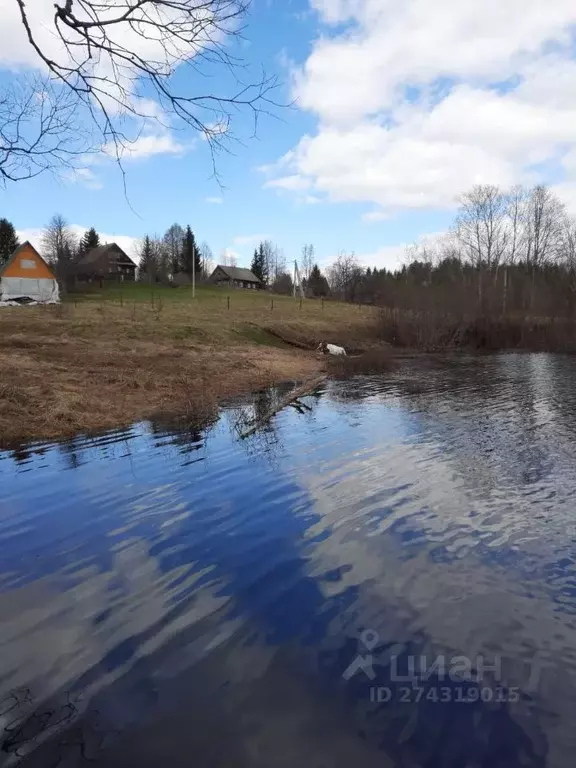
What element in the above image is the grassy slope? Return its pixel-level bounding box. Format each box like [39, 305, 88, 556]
[0, 284, 377, 444]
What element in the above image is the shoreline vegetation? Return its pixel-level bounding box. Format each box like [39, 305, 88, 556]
[2, 282, 576, 447]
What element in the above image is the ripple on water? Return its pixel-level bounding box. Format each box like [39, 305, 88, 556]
[1, 355, 576, 766]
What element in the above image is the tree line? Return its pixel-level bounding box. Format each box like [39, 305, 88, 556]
[9, 182, 574, 316]
[324, 184, 576, 319]
[136, 225, 211, 284]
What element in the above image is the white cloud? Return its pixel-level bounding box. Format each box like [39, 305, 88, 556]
[103, 134, 185, 161]
[266, 0, 576, 216]
[219, 247, 243, 266]
[205, 196, 224, 204]
[0, 0, 199, 165]
[64, 167, 103, 191]
[352, 231, 448, 271]
[264, 174, 311, 191]
[17, 226, 139, 261]
[232, 234, 269, 246]
[301, 194, 322, 205]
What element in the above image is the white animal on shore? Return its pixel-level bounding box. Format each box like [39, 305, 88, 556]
[317, 341, 347, 356]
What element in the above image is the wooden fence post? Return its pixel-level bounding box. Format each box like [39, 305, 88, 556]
[227, 296, 230, 310]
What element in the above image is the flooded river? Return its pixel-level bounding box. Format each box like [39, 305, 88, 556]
[2, 354, 576, 767]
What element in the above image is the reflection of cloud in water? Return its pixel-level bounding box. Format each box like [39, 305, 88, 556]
[287, 358, 576, 764]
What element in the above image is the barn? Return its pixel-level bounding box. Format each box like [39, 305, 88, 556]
[0, 242, 59, 304]
[209, 265, 262, 289]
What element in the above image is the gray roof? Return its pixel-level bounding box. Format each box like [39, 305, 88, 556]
[213, 265, 261, 283]
[78, 243, 136, 267]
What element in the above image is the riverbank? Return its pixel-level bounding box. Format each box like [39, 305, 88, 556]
[0, 286, 378, 445]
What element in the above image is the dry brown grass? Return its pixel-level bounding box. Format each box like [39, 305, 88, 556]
[0, 295, 378, 445]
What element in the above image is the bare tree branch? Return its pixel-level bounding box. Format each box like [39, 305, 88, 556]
[0, 77, 86, 184]
[8, 0, 281, 183]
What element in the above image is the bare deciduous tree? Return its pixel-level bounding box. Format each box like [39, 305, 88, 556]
[41, 213, 77, 285]
[327, 251, 363, 302]
[259, 240, 278, 285]
[11, 0, 279, 179]
[0, 77, 84, 184]
[220, 248, 237, 267]
[199, 241, 214, 277]
[455, 185, 509, 271]
[525, 185, 565, 268]
[301, 244, 314, 282]
[162, 224, 185, 274]
[504, 185, 529, 265]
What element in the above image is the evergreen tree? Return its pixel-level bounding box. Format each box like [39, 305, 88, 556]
[181, 225, 201, 276]
[251, 247, 264, 282]
[138, 235, 156, 281]
[307, 263, 329, 297]
[78, 227, 100, 257]
[258, 241, 270, 285]
[0, 218, 19, 267]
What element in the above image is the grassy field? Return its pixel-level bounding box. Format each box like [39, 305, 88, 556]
[0, 283, 378, 445]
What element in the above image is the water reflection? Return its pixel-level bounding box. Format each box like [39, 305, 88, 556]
[2, 354, 576, 766]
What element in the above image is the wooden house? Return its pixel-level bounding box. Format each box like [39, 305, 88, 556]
[76, 243, 137, 283]
[209, 265, 262, 289]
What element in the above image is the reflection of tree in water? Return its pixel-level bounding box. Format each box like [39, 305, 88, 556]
[228, 386, 284, 465]
[6, 443, 49, 467]
[58, 435, 84, 470]
[148, 411, 218, 463]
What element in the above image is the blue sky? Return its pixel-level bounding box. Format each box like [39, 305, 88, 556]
[2, 0, 576, 269]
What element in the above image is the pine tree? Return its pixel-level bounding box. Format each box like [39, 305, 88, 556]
[308, 263, 329, 297]
[181, 225, 201, 276]
[251, 247, 263, 282]
[0, 218, 19, 267]
[138, 236, 156, 281]
[78, 227, 100, 257]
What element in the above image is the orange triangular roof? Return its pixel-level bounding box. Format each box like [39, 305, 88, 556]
[0, 242, 56, 280]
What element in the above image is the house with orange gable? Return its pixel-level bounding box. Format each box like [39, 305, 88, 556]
[0, 242, 59, 304]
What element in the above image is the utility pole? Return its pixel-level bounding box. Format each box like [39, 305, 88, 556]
[293, 260, 305, 299]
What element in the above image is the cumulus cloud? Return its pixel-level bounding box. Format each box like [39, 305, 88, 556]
[103, 134, 185, 161]
[266, 0, 576, 215]
[0, 0, 194, 165]
[205, 196, 224, 204]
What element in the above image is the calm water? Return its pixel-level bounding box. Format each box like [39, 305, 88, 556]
[2, 354, 576, 767]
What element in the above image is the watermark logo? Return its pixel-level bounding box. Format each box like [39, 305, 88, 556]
[343, 629, 379, 681]
[342, 629, 542, 704]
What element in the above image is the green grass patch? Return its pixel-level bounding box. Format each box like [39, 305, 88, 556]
[232, 325, 291, 348]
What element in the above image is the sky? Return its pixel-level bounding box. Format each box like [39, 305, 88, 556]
[2, 0, 576, 271]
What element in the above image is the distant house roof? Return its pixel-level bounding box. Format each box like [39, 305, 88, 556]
[77, 243, 137, 267]
[212, 265, 261, 283]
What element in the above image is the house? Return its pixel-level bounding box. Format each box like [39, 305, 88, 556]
[76, 243, 137, 283]
[0, 242, 59, 304]
[209, 265, 262, 289]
